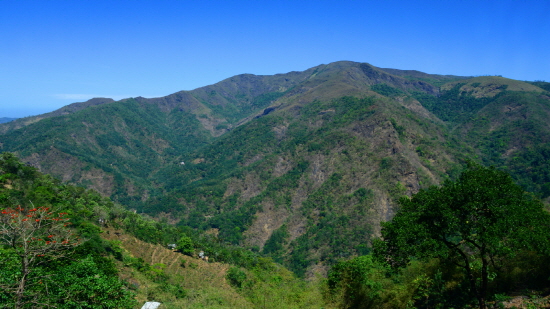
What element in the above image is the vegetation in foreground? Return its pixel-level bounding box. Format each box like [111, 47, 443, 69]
[329, 164, 550, 309]
[0, 152, 327, 308]
[0, 153, 136, 308]
[2, 152, 550, 308]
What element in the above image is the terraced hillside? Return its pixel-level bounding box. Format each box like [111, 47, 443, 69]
[101, 227, 251, 308]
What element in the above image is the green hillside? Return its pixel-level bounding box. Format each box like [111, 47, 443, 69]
[1, 98, 212, 208]
[3, 151, 549, 309]
[412, 76, 550, 197]
[2, 61, 550, 308]
[0, 152, 330, 309]
[0, 98, 114, 134]
[1, 60, 550, 279]
[458, 90, 550, 196]
[145, 94, 470, 276]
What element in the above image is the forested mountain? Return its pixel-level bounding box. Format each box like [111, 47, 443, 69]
[1, 61, 549, 278]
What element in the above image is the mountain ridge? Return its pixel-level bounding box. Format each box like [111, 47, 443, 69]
[0, 97, 115, 134]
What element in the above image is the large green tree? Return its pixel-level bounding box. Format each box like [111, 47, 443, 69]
[374, 164, 550, 309]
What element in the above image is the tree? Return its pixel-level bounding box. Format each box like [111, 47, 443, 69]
[1, 153, 136, 308]
[0, 204, 78, 308]
[326, 255, 386, 309]
[374, 164, 550, 309]
[48, 256, 136, 308]
[177, 235, 194, 256]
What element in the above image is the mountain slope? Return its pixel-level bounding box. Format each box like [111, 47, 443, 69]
[413, 75, 550, 196]
[0, 61, 466, 204]
[457, 89, 550, 195]
[0, 68, 325, 203]
[1, 98, 213, 206]
[2, 61, 549, 277]
[144, 93, 470, 276]
[0, 97, 115, 135]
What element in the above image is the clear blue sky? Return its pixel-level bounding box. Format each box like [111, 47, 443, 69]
[1, 0, 549, 118]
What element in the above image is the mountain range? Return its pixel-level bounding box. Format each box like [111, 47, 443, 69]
[1, 61, 549, 275]
[0, 117, 18, 124]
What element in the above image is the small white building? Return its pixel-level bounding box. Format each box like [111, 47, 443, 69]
[141, 302, 161, 309]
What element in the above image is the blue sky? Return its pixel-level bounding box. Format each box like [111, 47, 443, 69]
[1, 0, 549, 118]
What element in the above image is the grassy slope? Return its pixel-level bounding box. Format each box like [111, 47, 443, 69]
[101, 227, 253, 309]
[102, 227, 329, 309]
